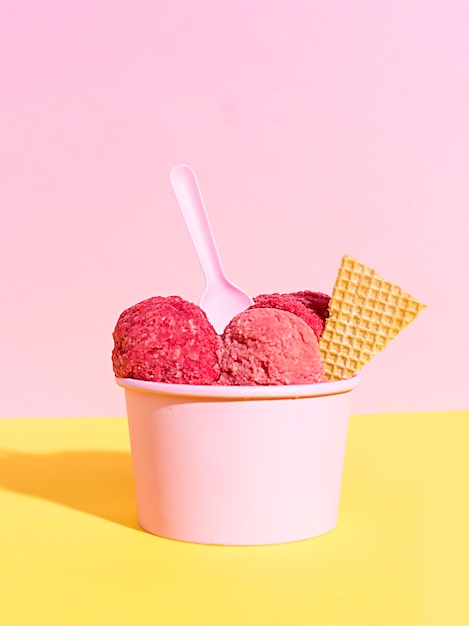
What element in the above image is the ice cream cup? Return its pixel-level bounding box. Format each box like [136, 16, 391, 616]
[116, 376, 360, 545]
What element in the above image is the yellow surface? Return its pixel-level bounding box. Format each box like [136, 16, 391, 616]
[0, 412, 468, 626]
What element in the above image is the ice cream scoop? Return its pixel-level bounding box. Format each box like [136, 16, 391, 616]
[170, 164, 253, 333]
[112, 296, 221, 384]
[252, 291, 330, 340]
[219, 307, 326, 385]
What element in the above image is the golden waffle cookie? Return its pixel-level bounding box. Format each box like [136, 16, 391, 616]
[319, 255, 426, 380]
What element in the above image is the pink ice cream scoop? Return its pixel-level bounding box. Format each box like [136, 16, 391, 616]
[219, 307, 325, 386]
[112, 296, 221, 384]
[252, 291, 330, 340]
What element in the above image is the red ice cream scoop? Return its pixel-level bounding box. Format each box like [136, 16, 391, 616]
[252, 291, 330, 340]
[112, 296, 221, 385]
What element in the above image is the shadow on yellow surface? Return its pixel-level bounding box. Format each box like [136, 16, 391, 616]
[0, 448, 141, 531]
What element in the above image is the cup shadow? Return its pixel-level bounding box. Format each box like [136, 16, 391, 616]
[0, 448, 141, 531]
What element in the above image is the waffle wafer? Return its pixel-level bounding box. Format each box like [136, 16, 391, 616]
[319, 255, 426, 381]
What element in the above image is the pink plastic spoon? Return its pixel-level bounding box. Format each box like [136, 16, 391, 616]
[170, 164, 253, 333]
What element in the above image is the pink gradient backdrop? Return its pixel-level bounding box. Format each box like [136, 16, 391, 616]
[1, 0, 468, 417]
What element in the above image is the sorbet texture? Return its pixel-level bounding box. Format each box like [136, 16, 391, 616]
[219, 308, 325, 385]
[112, 296, 221, 384]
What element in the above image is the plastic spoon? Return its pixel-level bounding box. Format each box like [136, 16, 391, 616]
[170, 164, 253, 333]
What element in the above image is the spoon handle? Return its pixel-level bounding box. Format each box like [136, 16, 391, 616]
[170, 165, 224, 284]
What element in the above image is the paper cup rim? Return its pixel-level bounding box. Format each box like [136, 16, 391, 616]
[115, 375, 360, 400]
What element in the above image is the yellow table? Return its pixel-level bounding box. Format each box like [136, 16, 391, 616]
[1, 412, 468, 626]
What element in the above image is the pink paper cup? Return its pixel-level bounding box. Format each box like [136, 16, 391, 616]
[116, 376, 360, 545]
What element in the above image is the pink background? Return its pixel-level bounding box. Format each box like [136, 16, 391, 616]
[1, 0, 468, 417]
